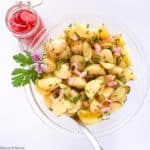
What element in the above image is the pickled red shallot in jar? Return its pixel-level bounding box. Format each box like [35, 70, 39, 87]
[5, 3, 46, 47]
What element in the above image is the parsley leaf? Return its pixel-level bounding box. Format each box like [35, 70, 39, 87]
[11, 68, 37, 87]
[13, 53, 33, 67]
[29, 69, 38, 83]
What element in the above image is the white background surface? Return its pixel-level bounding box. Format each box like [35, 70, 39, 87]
[0, 0, 150, 150]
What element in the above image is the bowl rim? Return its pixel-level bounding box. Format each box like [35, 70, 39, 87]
[25, 14, 150, 137]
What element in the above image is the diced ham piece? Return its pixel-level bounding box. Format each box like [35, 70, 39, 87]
[50, 89, 64, 101]
[71, 63, 87, 78]
[71, 34, 78, 41]
[68, 77, 74, 85]
[79, 71, 87, 78]
[107, 75, 115, 81]
[101, 106, 111, 113]
[107, 81, 117, 87]
[112, 47, 121, 56]
[94, 43, 101, 54]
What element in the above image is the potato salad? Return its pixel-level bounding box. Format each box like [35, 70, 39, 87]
[35, 23, 135, 124]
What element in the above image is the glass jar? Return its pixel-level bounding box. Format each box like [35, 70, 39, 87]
[5, 3, 46, 47]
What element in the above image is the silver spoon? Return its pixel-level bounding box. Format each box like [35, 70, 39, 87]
[78, 121, 103, 150]
[71, 117, 104, 150]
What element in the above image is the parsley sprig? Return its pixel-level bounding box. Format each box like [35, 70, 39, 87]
[11, 52, 38, 87]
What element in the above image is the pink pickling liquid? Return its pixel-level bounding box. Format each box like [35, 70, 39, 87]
[6, 3, 46, 47]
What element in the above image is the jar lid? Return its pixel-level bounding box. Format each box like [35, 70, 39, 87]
[16, 0, 43, 7]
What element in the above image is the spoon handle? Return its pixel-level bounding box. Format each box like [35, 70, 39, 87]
[78, 121, 103, 150]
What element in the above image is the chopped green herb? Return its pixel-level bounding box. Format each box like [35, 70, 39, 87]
[92, 35, 100, 42]
[104, 111, 111, 116]
[49, 108, 53, 111]
[80, 37, 86, 41]
[87, 76, 94, 81]
[98, 115, 102, 119]
[68, 24, 72, 27]
[86, 30, 89, 34]
[86, 24, 90, 28]
[84, 97, 89, 101]
[125, 86, 130, 93]
[57, 59, 65, 69]
[102, 117, 110, 120]
[98, 29, 102, 33]
[86, 61, 92, 66]
[63, 86, 69, 90]
[42, 53, 48, 59]
[116, 80, 125, 87]
[102, 112, 111, 120]
[43, 53, 47, 56]
[107, 46, 113, 51]
[115, 38, 120, 45]
[48, 39, 52, 42]
[85, 89, 89, 94]
[64, 95, 70, 100]
[65, 35, 69, 41]
[113, 94, 119, 97]
[72, 96, 79, 104]
[93, 56, 100, 63]
[55, 83, 59, 87]
[123, 99, 127, 103]
[38, 73, 44, 79]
